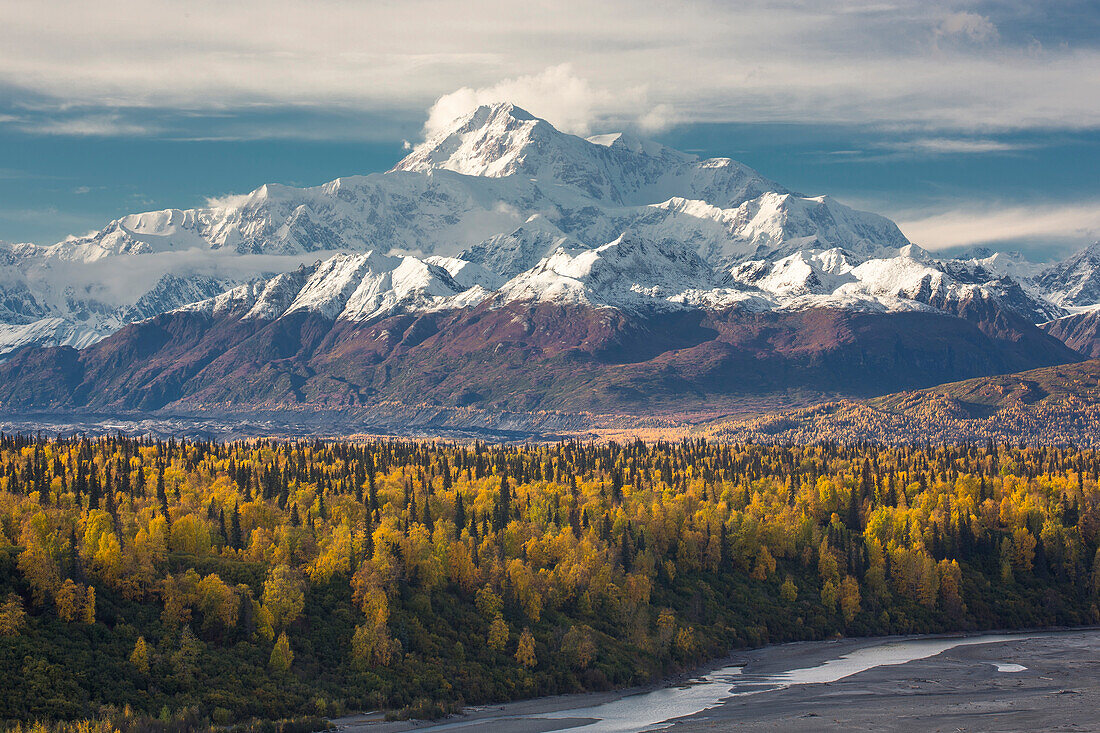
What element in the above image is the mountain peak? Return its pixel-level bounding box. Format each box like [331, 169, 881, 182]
[391, 102, 557, 179]
[466, 101, 536, 124]
[586, 130, 670, 158]
[435, 102, 542, 142]
[1037, 241, 1100, 307]
[1076, 241, 1100, 258]
[390, 102, 729, 205]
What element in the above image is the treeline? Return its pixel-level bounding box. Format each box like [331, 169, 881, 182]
[1, 434, 1099, 726]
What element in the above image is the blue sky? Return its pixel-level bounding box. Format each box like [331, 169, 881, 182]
[1, 0, 1098, 261]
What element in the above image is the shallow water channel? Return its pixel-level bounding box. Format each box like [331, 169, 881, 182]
[410, 632, 1040, 733]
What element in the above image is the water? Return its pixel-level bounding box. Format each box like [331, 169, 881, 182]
[408, 632, 1038, 733]
[774, 633, 1035, 685]
[539, 669, 746, 733]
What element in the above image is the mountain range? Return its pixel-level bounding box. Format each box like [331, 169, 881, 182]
[1, 102, 1098, 434]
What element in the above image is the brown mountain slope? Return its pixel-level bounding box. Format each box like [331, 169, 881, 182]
[1042, 310, 1100, 358]
[708, 359, 1100, 444]
[0, 298, 1080, 424]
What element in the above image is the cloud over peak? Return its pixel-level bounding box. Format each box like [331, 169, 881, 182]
[422, 65, 604, 139]
[420, 64, 674, 141]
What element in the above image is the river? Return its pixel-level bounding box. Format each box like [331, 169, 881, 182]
[337, 629, 1096, 733]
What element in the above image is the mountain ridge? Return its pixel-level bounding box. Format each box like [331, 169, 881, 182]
[708, 358, 1100, 445]
[0, 102, 1098, 435]
[0, 292, 1079, 417]
[0, 102, 1028, 356]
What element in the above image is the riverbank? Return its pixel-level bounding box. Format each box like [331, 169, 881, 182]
[672, 628, 1100, 732]
[330, 629, 1100, 733]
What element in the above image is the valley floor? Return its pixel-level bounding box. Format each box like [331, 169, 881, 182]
[334, 629, 1100, 733]
[673, 629, 1100, 732]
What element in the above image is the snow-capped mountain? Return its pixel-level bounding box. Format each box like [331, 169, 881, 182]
[1036, 242, 1100, 308]
[0, 102, 1098, 366]
[1, 99, 1093, 420]
[146, 232, 1067, 363]
[0, 103, 921, 355]
[393, 103, 785, 208]
[181, 252, 491, 324]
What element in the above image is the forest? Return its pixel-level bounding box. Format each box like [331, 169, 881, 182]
[1, 434, 1099, 730]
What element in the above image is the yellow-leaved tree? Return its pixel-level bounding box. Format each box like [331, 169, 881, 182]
[487, 617, 509, 651]
[197, 574, 239, 633]
[515, 628, 537, 668]
[840, 576, 861, 623]
[673, 626, 697, 660]
[0, 594, 26, 636]
[83, 585, 96, 624]
[780, 577, 798, 603]
[269, 631, 293, 673]
[55, 579, 85, 622]
[261, 565, 304, 631]
[350, 586, 395, 668]
[170, 515, 212, 557]
[751, 546, 776, 581]
[130, 636, 151, 674]
[561, 625, 596, 670]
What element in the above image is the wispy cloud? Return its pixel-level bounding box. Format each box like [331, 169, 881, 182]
[204, 192, 254, 210]
[884, 138, 1033, 155]
[822, 137, 1035, 163]
[22, 113, 159, 137]
[0, 1, 1097, 135]
[897, 201, 1100, 250]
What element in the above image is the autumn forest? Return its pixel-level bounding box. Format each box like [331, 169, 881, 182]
[2, 434, 1099, 729]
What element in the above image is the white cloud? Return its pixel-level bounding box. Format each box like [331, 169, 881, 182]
[0, 0, 1096, 133]
[935, 12, 999, 44]
[898, 201, 1100, 250]
[419, 64, 677, 142]
[637, 104, 680, 134]
[32, 246, 359, 309]
[423, 64, 645, 138]
[204, 193, 253, 210]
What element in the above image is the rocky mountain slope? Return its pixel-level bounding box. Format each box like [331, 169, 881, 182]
[1041, 308, 1100, 358]
[1036, 243, 1100, 307]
